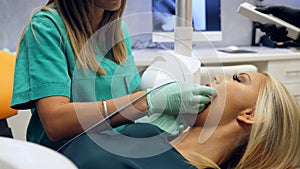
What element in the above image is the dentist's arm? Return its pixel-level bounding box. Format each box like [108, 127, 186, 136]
[36, 91, 148, 142]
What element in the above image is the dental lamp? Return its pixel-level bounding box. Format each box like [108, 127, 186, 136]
[140, 0, 202, 90]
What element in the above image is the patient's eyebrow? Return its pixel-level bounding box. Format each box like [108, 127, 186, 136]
[239, 73, 251, 82]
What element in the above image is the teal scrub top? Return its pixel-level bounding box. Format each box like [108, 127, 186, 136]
[11, 6, 140, 150]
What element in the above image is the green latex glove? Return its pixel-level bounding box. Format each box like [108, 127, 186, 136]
[147, 82, 217, 116]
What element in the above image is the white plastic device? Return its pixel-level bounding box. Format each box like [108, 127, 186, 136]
[238, 2, 300, 40]
[139, 51, 201, 90]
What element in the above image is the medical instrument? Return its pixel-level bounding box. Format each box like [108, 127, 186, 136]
[139, 52, 201, 90]
[141, 0, 201, 90]
[238, 2, 300, 40]
[56, 81, 175, 152]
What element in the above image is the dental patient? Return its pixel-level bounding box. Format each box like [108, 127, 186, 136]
[61, 72, 300, 169]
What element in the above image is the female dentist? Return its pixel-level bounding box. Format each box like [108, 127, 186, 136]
[11, 0, 216, 168]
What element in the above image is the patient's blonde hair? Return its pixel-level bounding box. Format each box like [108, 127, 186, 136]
[189, 74, 300, 169]
[235, 74, 300, 169]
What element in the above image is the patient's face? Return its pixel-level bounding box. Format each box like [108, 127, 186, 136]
[190, 72, 268, 126]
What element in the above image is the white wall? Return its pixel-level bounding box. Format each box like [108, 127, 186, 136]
[0, 0, 48, 51]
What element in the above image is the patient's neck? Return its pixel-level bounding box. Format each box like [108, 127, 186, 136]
[172, 122, 247, 166]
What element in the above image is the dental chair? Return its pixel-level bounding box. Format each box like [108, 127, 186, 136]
[0, 50, 18, 138]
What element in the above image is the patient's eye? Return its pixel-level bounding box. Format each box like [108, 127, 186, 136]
[233, 74, 241, 82]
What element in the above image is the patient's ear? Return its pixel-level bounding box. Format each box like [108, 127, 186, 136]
[237, 108, 254, 125]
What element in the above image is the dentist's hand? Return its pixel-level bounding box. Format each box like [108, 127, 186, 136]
[256, 6, 300, 42]
[147, 82, 217, 116]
